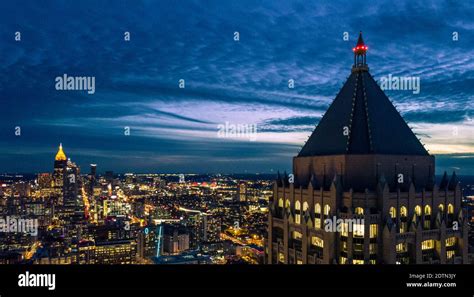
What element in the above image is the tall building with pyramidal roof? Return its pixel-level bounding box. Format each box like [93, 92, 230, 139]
[266, 32, 468, 264]
[53, 143, 68, 203]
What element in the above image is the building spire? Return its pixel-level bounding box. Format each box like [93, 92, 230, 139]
[352, 31, 368, 72]
[55, 143, 67, 161]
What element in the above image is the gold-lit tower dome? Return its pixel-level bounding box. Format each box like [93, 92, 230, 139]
[55, 143, 67, 161]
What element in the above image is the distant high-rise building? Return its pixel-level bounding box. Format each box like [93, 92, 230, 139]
[94, 240, 137, 264]
[13, 181, 30, 198]
[52, 143, 67, 204]
[137, 226, 159, 260]
[267, 33, 469, 265]
[238, 181, 247, 202]
[163, 227, 190, 255]
[203, 215, 221, 243]
[64, 158, 81, 212]
[77, 240, 96, 264]
[37, 173, 52, 189]
[50, 144, 85, 245]
[90, 164, 97, 178]
[89, 164, 97, 195]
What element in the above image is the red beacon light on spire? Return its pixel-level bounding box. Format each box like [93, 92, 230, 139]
[356, 45, 368, 50]
[352, 31, 369, 71]
[353, 32, 368, 55]
[353, 44, 368, 55]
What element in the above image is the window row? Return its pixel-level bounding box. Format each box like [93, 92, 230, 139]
[388, 204, 454, 219]
[277, 199, 331, 225]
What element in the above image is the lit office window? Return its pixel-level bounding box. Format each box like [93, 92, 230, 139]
[314, 203, 321, 229]
[295, 201, 301, 224]
[353, 222, 364, 237]
[448, 204, 454, 214]
[324, 204, 331, 216]
[369, 243, 377, 253]
[389, 207, 396, 219]
[341, 222, 349, 237]
[340, 256, 347, 264]
[396, 243, 408, 253]
[303, 202, 309, 212]
[370, 224, 378, 238]
[278, 253, 285, 263]
[414, 205, 421, 217]
[400, 206, 407, 217]
[447, 250, 455, 259]
[292, 231, 302, 240]
[445, 237, 456, 247]
[424, 205, 431, 229]
[311, 236, 324, 248]
[399, 206, 407, 233]
[438, 204, 444, 213]
[323, 204, 331, 228]
[421, 239, 434, 250]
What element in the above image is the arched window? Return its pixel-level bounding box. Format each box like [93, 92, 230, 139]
[277, 198, 284, 218]
[424, 205, 431, 215]
[424, 205, 431, 230]
[414, 205, 422, 217]
[285, 200, 291, 217]
[355, 207, 364, 215]
[323, 205, 331, 229]
[303, 202, 309, 212]
[438, 204, 444, 213]
[315, 203, 321, 213]
[400, 206, 407, 217]
[324, 205, 331, 216]
[389, 207, 397, 219]
[315, 203, 321, 229]
[447, 204, 454, 214]
[303, 202, 309, 222]
[447, 203, 454, 226]
[399, 206, 407, 233]
[295, 201, 301, 224]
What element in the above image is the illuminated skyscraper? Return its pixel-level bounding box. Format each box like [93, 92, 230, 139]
[52, 143, 67, 205]
[50, 143, 85, 251]
[89, 164, 97, 196]
[63, 158, 81, 215]
[266, 33, 468, 264]
[238, 181, 247, 202]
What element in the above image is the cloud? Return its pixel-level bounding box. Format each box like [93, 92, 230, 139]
[0, 0, 473, 173]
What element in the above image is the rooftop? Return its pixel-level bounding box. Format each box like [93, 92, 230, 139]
[298, 33, 428, 157]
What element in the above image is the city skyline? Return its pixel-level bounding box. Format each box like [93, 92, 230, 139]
[1, 0, 473, 174]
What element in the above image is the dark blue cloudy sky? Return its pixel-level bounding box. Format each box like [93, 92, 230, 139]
[0, 0, 473, 174]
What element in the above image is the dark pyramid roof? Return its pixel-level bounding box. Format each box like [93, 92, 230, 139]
[298, 70, 429, 157]
[356, 31, 365, 47]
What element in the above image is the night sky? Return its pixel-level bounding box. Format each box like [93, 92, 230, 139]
[0, 0, 473, 174]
